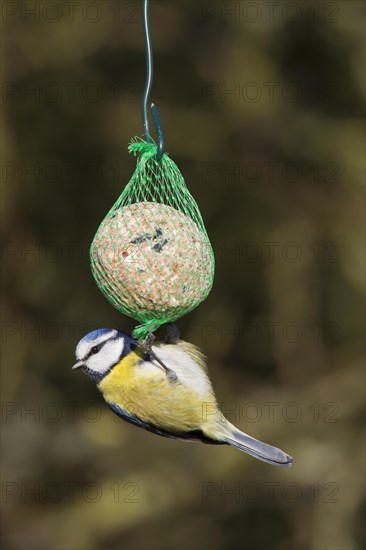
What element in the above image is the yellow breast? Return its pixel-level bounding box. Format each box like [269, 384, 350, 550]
[98, 349, 217, 433]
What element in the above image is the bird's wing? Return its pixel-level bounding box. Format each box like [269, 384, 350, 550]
[106, 401, 224, 445]
[154, 340, 209, 374]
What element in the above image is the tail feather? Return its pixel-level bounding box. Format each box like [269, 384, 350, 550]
[224, 427, 293, 467]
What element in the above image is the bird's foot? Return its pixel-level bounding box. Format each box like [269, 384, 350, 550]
[164, 323, 180, 345]
[140, 332, 178, 383]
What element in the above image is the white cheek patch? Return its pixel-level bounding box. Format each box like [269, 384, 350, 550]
[86, 339, 125, 374]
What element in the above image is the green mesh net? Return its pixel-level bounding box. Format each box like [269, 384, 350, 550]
[90, 138, 215, 340]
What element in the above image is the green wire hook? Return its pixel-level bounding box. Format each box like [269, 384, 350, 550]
[142, 0, 165, 161]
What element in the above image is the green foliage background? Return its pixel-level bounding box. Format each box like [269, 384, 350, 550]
[1, 1, 365, 549]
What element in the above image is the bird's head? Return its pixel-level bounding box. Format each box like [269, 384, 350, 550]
[72, 329, 137, 382]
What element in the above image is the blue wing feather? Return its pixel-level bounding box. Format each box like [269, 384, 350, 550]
[106, 401, 148, 430]
[105, 401, 223, 444]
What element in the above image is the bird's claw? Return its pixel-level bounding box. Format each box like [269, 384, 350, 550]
[140, 331, 178, 383]
[164, 323, 180, 344]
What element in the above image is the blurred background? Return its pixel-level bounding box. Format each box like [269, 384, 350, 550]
[1, 1, 365, 549]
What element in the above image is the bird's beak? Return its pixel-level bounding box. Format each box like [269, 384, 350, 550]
[72, 361, 84, 370]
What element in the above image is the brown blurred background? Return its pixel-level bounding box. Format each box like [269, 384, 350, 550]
[1, 1, 365, 549]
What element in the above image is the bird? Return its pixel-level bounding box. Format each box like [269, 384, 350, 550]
[72, 328, 293, 467]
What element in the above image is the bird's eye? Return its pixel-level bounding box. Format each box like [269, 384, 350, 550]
[91, 345, 100, 354]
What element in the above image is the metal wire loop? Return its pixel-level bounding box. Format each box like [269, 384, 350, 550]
[142, 0, 165, 161]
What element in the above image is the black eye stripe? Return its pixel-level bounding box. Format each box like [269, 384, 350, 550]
[83, 336, 123, 362]
[84, 339, 109, 361]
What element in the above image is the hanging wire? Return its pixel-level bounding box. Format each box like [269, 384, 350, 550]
[142, 0, 152, 142]
[142, 0, 165, 161]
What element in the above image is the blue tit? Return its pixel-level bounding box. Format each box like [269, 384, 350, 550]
[72, 328, 293, 467]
